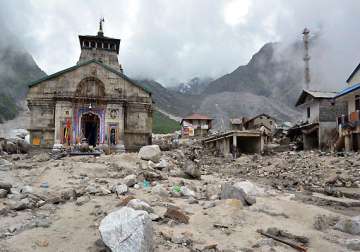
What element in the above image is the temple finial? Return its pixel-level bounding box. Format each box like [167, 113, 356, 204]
[98, 17, 105, 37]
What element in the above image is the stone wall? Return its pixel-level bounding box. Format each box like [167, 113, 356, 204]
[27, 61, 152, 149]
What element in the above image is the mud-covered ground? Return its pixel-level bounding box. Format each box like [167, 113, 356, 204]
[0, 143, 360, 252]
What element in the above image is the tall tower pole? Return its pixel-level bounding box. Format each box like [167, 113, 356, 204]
[302, 28, 311, 89]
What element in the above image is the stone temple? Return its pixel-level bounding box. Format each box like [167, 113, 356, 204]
[26, 20, 153, 151]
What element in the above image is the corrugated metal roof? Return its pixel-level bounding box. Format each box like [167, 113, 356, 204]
[335, 83, 360, 99]
[182, 113, 213, 120]
[295, 89, 337, 106]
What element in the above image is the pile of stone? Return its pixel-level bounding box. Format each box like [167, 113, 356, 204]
[0, 138, 30, 155]
[198, 151, 360, 192]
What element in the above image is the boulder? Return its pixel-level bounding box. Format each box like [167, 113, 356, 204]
[0, 182, 12, 193]
[184, 160, 201, 179]
[0, 159, 13, 171]
[16, 139, 30, 153]
[124, 174, 137, 187]
[180, 186, 196, 198]
[33, 153, 50, 162]
[138, 145, 161, 163]
[152, 184, 169, 198]
[2, 141, 18, 154]
[112, 184, 128, 196]
[164, 207, 189, 224]
[99, 207, 154, 252]
[154, 159, 168, 170]
[345, 239, 360, 251]
[335, 216, 360, 235]
[220, 183, 256, 206]
[233, 180, 261, 197]
[0, 189, 7, 198]
[127, 199, 153, 213]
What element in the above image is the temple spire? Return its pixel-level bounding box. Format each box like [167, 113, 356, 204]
[98, 17, 105, 37]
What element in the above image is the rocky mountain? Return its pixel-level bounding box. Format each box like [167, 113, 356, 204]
[135, 79, 201, 117]
[170, 77, 213, 95]
[0, 30, 46, 123]
[142, 42, 305, 125]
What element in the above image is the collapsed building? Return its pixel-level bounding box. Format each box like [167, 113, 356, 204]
[26, 21, 153, 151]
[290, 90, 346, 150]
[203, 130, 264, 157]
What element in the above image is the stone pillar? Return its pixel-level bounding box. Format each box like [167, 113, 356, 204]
[233, 135, 237, 158]
[345, 134, 351, 152]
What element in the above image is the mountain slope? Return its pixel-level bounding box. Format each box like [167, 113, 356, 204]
[135, 79, 201, 117]
[0, 30, 46, 123]
[204, 42, 304, 106]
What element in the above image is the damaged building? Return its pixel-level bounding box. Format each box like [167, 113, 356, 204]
[292, 90, 345, 150]
[26, 21, 153, 151]
[180, 113, 213, 138]
[203, 130, 264, 157]
[335, 62, 360, 151]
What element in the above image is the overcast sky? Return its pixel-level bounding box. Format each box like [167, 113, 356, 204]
[1, 0, 360, 88]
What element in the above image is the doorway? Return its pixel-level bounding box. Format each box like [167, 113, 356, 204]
[81, 113, 100, 146]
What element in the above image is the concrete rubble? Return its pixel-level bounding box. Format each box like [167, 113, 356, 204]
[0, 137, 359, 251]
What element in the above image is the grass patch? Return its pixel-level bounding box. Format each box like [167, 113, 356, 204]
[153, 110, 181, 134]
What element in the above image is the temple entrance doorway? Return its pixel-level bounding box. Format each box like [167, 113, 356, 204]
[81, 113, 100, 146]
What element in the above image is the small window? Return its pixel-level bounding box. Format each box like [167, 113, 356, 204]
[307, 107, 311, 118]
[355, 95, 360, 111]
[270, 121, 273, 125]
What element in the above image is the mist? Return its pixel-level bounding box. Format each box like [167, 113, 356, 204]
[0, 0, 359, 89]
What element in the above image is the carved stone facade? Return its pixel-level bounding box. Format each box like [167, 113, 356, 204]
[27, 26, 152, 151]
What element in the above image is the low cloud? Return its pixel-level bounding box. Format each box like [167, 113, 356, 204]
[0, 0, 359, 88]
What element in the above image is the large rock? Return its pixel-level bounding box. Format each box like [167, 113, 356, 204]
[0, 182, 12, 193]
[99, 207, 154, 252]
[127, 199, 153, 213]
[335, 216, 360, 235]
[112, 184, 128, 196]
[234, 180, 263, 197]
[0, 159, 13, 171]
[220, 183, 256, 206]
[124, 174, 137, 187]
[184, 160, 201, 179]
[138, 145, 161, 163]
[2, 141, 17, 154]
[16, 139, 30, 153]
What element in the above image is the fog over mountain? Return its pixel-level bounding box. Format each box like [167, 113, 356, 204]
[1, 1, 360, 88]
[1, 1, 360, 124]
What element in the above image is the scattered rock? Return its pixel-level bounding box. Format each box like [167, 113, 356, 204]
[154, 159, 168, 170]
[118, 195, 136, 207]
[164, 207, 189, 224]
[184, 160, 201, 179]
[138, 145, 161, 163]
[76, 195, 91, 206]
[220, 183, 256, 206]
[345, 239, 360, 251]
[0, 182, 12, 193]
[33, 153, 50, 162]
[313, 214, 338, 231]
[124, 174, 137, 187]
[0, 189, 8, 198]
[8, 199, 29, 211]
[112, 184, 128, 196]
[180, 186, 196, 198]
[335, 216, 360, 235]
[99, 207, 154, 252]
[127, 199, 153, 213]
[0, 159, 13, 171]
[152, 184, 169, 198]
